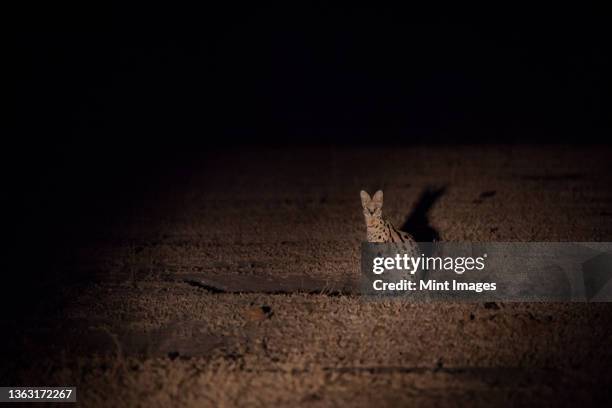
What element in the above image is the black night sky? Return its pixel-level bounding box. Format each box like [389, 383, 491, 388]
[14, 3, 610, 149]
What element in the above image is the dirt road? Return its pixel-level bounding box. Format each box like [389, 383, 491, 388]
[4, 145, 612, 406]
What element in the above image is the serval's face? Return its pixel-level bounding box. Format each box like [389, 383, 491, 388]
[360, 190, 383, 227]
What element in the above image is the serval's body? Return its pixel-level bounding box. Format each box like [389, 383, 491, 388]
[360, 190, 419, 255]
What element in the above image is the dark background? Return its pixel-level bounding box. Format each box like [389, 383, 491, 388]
[7, 3, 611, 314]
[4, 6, 612, 403]
[13, 2, 611, 147]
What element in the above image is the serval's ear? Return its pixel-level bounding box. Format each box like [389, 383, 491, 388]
[360, 190, 371, 208]
[372, 190, 383, 208]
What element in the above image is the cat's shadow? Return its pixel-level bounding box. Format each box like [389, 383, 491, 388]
[400, 186, 446, 242]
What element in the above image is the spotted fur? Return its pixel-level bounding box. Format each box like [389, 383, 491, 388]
[360, 190, 419, 255]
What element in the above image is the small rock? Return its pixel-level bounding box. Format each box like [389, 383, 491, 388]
[245, 305, 273, 321]
[434, 358, 444, 372]
[372, 324, 386, 336]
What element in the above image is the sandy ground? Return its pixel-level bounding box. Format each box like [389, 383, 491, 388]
[4, 145, 612, 407]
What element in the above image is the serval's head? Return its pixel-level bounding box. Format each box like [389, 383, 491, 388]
[360, 190, 383, 227]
